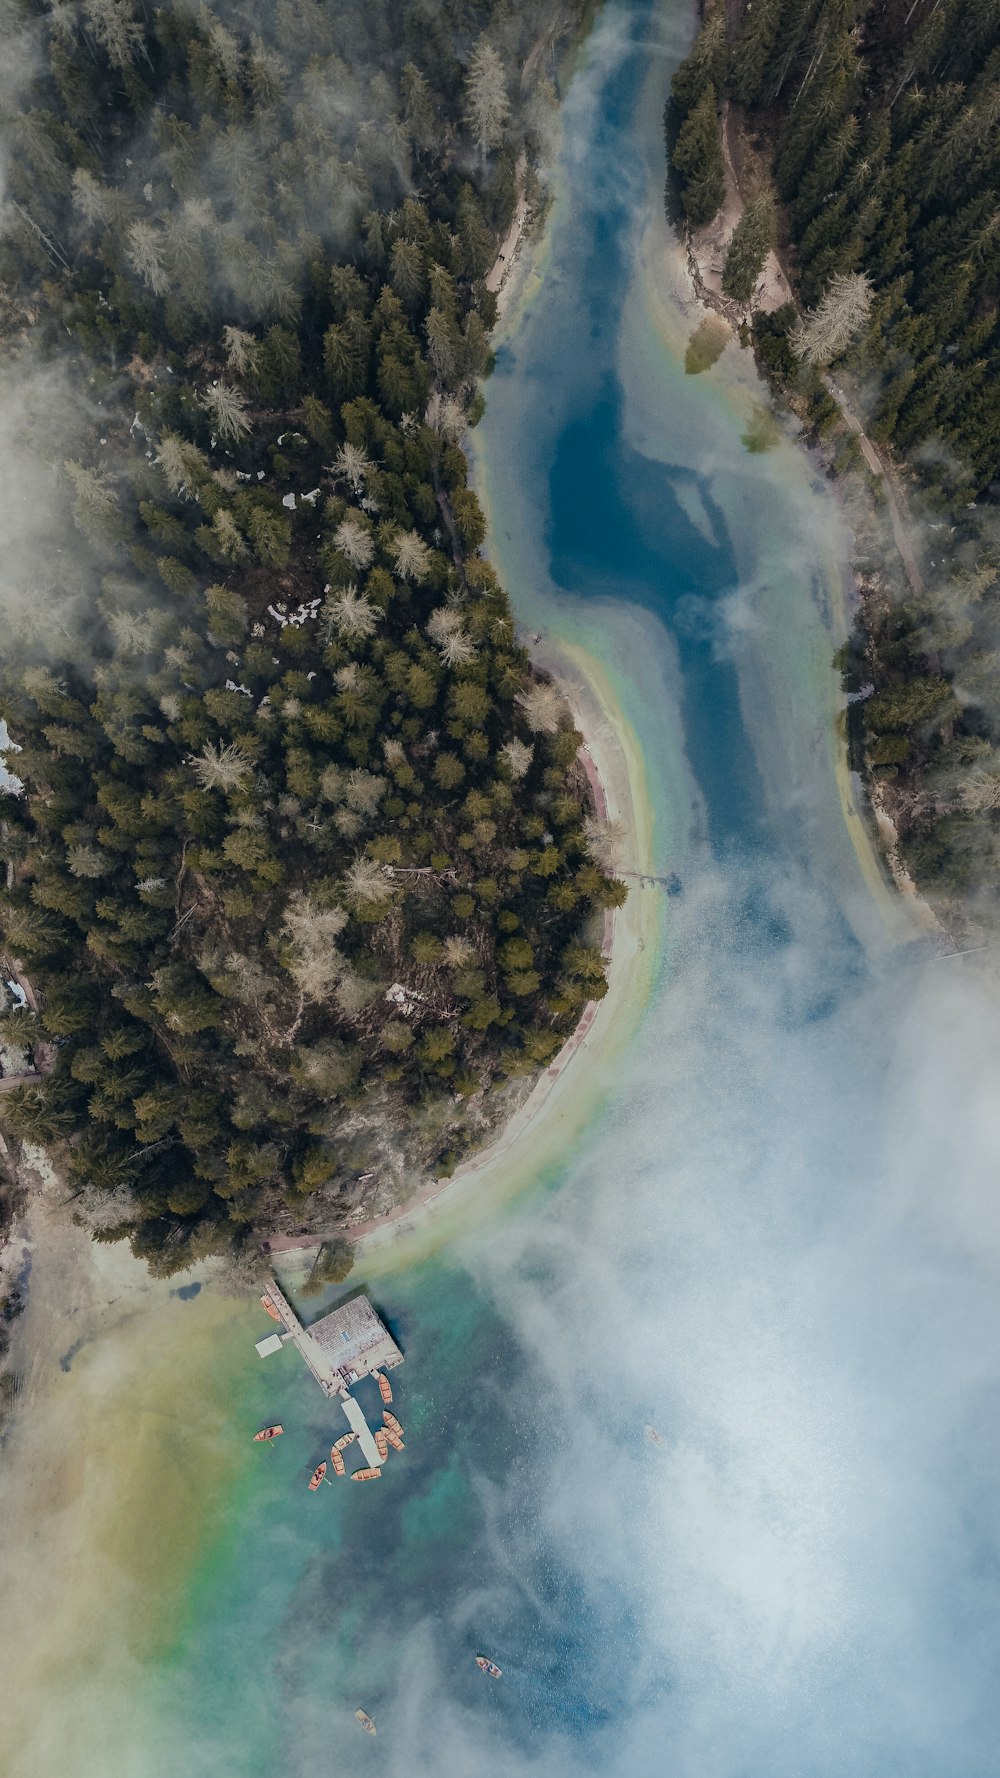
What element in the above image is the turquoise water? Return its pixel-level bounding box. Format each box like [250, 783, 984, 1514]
[120, 2, 1000, 1773]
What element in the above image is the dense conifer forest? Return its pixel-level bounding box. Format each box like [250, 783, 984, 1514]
[0, 0, 623, 1275]
[668, 0, 1000, 931]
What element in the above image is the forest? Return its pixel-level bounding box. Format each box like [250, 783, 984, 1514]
[0, 0, 622, 1277]
[668, 0, 1000, 931]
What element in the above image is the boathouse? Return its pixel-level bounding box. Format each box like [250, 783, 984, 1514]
[257, 1276, 402, 1398]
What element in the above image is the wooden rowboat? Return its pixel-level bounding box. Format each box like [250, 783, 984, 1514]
[377, 1371, 393, 1404]
[253, 1424, 283, 1442]
[307, 1462, 328, 1491]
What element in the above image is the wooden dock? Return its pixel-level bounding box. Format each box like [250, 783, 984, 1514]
[263, 1275, 344, 1398]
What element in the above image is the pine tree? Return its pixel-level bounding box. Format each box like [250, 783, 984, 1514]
[673, 85, 726, 227]
[722, 195, 776, 304]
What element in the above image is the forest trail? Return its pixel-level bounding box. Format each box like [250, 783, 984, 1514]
[825, 378, 925, 598]
[485, 151, 529, 297]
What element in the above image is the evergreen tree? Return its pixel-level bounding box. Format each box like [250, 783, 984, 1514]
[673, 85, 726, 228]
[722, 195, 776, 304]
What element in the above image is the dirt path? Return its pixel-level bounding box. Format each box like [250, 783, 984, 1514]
[485, 150, 529, 298]
[826, 377, 925, 598]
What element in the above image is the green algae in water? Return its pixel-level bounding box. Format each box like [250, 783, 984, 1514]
[741, 402, 782, 452]
[684, 314, 730, 374]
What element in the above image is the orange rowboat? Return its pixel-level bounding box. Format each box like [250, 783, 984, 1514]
[260, 1294, 283, 1323]
[374, 1429, 389, 1462]
[385, 1429, 405, 1452]
[333, 1432, 357, 1452]
[382, 1411, 403, 1437]
[330, 1449, 346, 1477]
[253, 1424, 283, 1442]
[307, 1462, 328, 1491]
[377, 1371, 393, 1405]
[351, 1467, 382, 1482]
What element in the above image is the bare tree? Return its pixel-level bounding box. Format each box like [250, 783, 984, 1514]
[517, 681, 569, 734]
[427, 606, 476, 666]
[344, 854, 394, 907]
[793, 272, 874, 366]
[190, 740, 253, 792]
[201, 380, 252, 442]
[393, 528, 432, 581]
[345, 770, 387, 817]
[959, 768, 1000, 813]
[583, 813, 625, 870]
[322, 582, 382, 640]
[443, 934, 474, 967]
[500, 736, 533, 778]
[464, 36, 510, 157]
[127, 220, 169, 295]
[222, 325, 260, 378]
[331, 441, 369, 493]
[282, 894, 349, 1001]
[333, 515, 375, 570]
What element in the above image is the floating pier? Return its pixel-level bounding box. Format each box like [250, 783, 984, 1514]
[340, 1395, 382, 1469]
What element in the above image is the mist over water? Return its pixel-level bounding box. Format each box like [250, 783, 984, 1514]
[5, 1, 1000, 1774]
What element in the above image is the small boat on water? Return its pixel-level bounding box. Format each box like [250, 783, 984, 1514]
[644, 1424, 664, 1447]
[330, 1448, 346, 1477]
[384, 1428, 405, 1452]
[260, 1294, 283, 1323]
[355, 1710, 376, 1736]
[475, 1656, 502, 1679]
[374, 1429, 389, 1462]
[351, 1466, 382, 1482]
[333, 1431, 357, 1452]
[307, 1462, 328, 1491]
[253, 1424, 283, 1443]
[383, 1410, 403, 1437]
[377, 1371, 393, 1404]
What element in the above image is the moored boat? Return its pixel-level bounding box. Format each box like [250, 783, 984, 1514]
[253, 1424, 283, 1442]
[330, 1448, 346, 1477]
[260, 1294, 283, 1323]
[374, 1429, 389, 1461]
[377, 1371, 393, 1404]
[475, 1655, 502, 1679]
[384, 1428, 405, 1451]
[307, 1462, 328, 1490]
[355, 1709, 376, 1736]
[382, 1410, 403, 1436]
[351, 1466, 382, 1482]
[333, 1431, 357, 1452]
